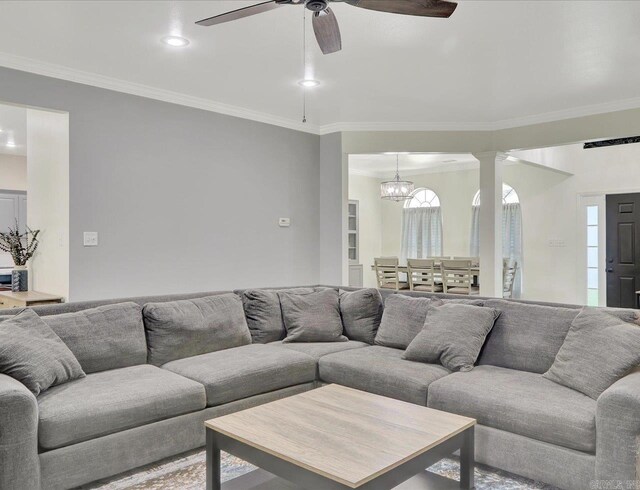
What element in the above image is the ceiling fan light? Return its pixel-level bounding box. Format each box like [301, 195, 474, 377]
[298, 79, 321, 88]
[162, 36, 190, 47]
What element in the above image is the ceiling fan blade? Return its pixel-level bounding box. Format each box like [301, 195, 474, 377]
[345, 0, 457, 18]
[196, 1, 283, 27]
[312, 8, 342, 55]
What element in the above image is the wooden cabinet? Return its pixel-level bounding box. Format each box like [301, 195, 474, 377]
[0, 191, 27, 268]
[0, 291, 63, 309]
[347, 200, 363, 287]
[349, 265, 363, 288]
[0, 191, 27, 232]
[348, 200, 359, 264]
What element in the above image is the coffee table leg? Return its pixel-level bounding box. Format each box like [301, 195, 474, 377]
[206, 429, 221, 490]
[459, 427, 475, 489]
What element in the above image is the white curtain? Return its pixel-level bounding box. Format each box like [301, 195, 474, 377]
[401, 207, 443, 263]
[470, 203, 523, 297]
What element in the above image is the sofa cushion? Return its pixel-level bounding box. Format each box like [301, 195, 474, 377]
[319, 346, 450, 405]
[42, 302, 146, 374]
[339, 288, 383, 344]
[162, 344, 316, 406]
[374, 295, 433, 350]
[269, 340, 368, 360]
[403, 303, 500, 372]
[428, 365, 596, 453]
[279, 289, 347, 343]
[237, 288, 317, 343]
[544, 307, 640, 399]
[478, 299, 578, 373]
[0, 309, 85, 396]
[143, 294, 251, 366]
[37, 364, 206, 450]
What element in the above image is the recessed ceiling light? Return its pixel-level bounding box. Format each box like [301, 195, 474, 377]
[298, 79, 320, 88]
[162, 36, 190, 47]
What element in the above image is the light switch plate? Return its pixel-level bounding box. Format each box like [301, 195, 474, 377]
[83, 232, 98, 247]
[279, 218, 291, 227]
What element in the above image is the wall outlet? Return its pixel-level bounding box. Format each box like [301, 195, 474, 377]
[279, 218, 291, 227]
[83, 231, 98, 247]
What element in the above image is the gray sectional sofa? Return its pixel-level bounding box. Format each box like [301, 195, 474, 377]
[0, 286, 638, 490]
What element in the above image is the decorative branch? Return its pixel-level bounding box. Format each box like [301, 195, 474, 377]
[0, 220, 40, 266]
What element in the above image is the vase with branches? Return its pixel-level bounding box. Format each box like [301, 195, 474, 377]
[0, 221, 40, 291]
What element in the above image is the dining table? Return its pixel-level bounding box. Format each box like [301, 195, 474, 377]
[370, 263, 481, 287]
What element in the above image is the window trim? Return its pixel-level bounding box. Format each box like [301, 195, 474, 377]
[473, 183, 519, 206]
[577, 194, 606, 306]
[404, 187, 441, 209]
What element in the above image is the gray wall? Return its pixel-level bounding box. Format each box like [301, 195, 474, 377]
[319, 133, 345, 285]
[0, 67, 321, 300]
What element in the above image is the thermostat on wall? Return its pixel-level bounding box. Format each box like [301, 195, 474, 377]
[279, 218, 291, 227]
[83, 232, 98, 246]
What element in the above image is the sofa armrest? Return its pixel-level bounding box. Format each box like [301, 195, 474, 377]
[0, 373, 40, 490]
[596, 370, 640, 486]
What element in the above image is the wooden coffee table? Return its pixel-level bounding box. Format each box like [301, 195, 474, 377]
[205, 384, 476, 489]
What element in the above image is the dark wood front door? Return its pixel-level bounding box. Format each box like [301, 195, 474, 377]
[606, 193, 640, 308]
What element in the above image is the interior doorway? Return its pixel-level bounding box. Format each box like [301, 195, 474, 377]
[0, 102, 69, 299]
[606, 192, 640, 308]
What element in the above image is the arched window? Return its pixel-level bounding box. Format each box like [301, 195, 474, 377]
[472, 184, 519, 206]
[401, 188, 443, 261]
[405, 188, 441, 208]
[470, 183, 523, 298]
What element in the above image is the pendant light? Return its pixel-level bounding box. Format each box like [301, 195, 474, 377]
[380, 153, 414, 201]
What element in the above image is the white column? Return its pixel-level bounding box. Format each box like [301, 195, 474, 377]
[473, 151, 506, 297]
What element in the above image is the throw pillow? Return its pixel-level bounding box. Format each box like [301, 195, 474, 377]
[143, 294, 251, 366]
[0, 309, 85, 395]
[543, 307, 640, 399]
[339, 288, 383, 344]
[374, 294, 433, 349]
[42, 302, 146, 374]
[403, 303, 501, 372]
[279, 288, 347, 343]
[238, 288, 317, 343]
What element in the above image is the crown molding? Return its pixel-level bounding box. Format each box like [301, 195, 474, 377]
[349, 160, 480, 179]
[319, 97, 640, 134]
[3, 52, 640, 137]
[489, 97, 640, 131]
[318, 121, 496, 135]
[0, 52, 321, 135]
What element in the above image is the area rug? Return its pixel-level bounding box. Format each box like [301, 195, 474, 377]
[80, 449, 558, 490]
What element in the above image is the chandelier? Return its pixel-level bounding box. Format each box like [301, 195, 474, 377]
[380, 153, 414, 201]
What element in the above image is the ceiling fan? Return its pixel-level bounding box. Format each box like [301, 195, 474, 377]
[196, 0, 458, 55]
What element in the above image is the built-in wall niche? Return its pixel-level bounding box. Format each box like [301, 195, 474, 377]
[348, 200, 359, 263]
[347, 200, 363, 287]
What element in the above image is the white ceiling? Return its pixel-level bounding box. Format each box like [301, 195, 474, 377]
[0, 104, 27, 156]
[1, 1, 639, 134]
[349, 153, 478, 178]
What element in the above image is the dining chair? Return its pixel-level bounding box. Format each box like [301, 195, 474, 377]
[407, 259, 443, 293]
[374, 257, 409, 291]
[453, 256, 480, 267]
[503, 258, 518, 299]
[441, 259, 479, 295]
